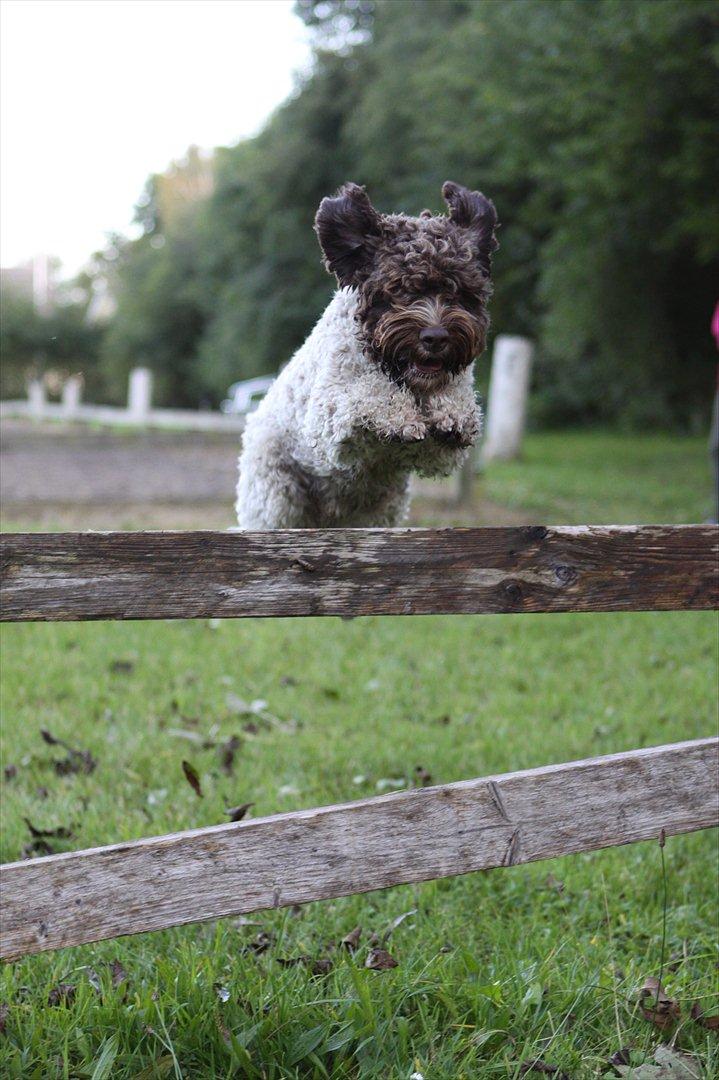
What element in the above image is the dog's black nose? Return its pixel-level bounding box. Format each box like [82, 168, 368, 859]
[419, 326, 449, 353]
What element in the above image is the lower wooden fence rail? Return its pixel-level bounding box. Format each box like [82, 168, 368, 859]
[1, 739, 717, 961]
[1, 525, 717, 960]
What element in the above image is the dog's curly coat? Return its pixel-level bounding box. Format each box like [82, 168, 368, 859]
[236, 181, 498, 529]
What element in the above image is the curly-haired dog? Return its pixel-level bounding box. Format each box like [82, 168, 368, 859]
[236, 181, 498, 529]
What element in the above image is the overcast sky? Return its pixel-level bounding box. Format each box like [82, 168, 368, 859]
[0, 0, 311, 277]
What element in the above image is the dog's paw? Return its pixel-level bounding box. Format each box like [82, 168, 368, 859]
[428, 418, 480, 449]
[429, 426, 474, 449]
[386, 421, 427, 444]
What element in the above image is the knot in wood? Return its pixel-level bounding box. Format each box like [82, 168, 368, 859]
[523, 525, 549, 543]
[553, 563, 577, 586]
[503, 580, 523, 603]
[291, 558, 314, 573]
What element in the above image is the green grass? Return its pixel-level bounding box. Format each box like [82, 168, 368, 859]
[482, 431, 715, 524]
[1, 431, 717, 1078]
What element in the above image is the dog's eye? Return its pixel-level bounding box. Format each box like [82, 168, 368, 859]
[457, 291, 480, 311]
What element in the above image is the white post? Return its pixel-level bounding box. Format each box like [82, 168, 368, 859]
[61, 374, 83, 417]
[127, 367, 153, 421]
[27, 378, 47, 418]
[481, 335, 534, 463]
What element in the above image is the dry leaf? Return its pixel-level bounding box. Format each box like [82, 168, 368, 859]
[181, 760, 203, 798]
[110, 659, 135, 674]
[110, 960, 127, 987]
[246, 931, 272, 954]
[23, 817, 74, 840]
[639, 977, 681, 1028]
[340, 926, 362, 951]
[47, 983, 76, 1007]
[365, 948, 398, 971]
[21, 839, 55, 859]
[385, 909, 417, 937]
[226, 802, 254, 822]
[519, 1061, 569, 1078]
[219, 735, 242, 776]
[41, 729, 97, 775]
[691, 1000, 719, 1030]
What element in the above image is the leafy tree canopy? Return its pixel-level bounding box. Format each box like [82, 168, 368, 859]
[99, 0, 719, 425]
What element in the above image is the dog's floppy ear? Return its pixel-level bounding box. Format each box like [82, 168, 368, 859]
[442, 181, 498, 276]
[314, 183, 382, 286]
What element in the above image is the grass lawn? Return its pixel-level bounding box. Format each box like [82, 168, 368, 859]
[1, 431, 717, 1078]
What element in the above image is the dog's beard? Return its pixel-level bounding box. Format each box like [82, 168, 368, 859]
[369, 298, 483, 392]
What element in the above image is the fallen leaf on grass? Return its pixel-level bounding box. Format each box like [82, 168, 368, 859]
[23, 817, 74, 840]
[40, 729, 96, 775]
[226, 802, 254, 822]
[639, 977, 681, 1028]
[3, 764, 17, 780]
[368, 909, 417, 947]
[47, 983, 76, 1007]
[519, 1060, 569, 1078]
[0, 1002, 9, 1034]
[691, 1001, 719, 1030]
[21, 839, 55, 859]
[109, 659, 134, 674]
[340, 926, 362, 951]
[365, 948, 398, 970]
[613, 1045, 704, 1079]
[245, 931, 272, 955]
[182, 760, 203, 798]
[110, 960, 127, 988]
[219, 735, 242, 775]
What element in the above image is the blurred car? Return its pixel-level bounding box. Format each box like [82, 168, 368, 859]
[221, 376, 275, 415]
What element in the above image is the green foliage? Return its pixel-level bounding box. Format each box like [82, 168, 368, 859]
[0, 289, 104, 399]
[100, 0, 718, 424]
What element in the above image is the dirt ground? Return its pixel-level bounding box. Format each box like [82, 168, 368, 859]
[0, 419, 528, 530]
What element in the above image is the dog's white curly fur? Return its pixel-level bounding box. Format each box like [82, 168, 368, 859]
[236, 288, 481, 529]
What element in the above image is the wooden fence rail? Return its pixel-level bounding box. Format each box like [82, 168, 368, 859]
[1, 525, 717, 621]
[1, 524, 717, 960]
[2, 739, 717, 961]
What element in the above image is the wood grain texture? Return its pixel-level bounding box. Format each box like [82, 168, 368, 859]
[1, 525, 717, 622]
[2, 738, 717, 959]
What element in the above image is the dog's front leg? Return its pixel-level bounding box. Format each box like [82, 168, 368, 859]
[423, 373, 482, 450]
[312, 381, 427, 469]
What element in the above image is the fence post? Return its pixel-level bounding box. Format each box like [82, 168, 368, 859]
[61, 374, 83, 417]
[127, 367, 153, 422]
[27, 378, 47, 418]
[482, 335, 534, 463]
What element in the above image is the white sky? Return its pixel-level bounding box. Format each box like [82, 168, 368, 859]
[0, 0, 311, 277]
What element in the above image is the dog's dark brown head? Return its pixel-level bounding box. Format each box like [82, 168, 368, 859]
[314, 181, 498, 393]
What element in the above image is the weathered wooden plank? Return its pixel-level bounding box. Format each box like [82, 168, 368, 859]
[1, 738, 716, 960]
[1, 525, 716, 622]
